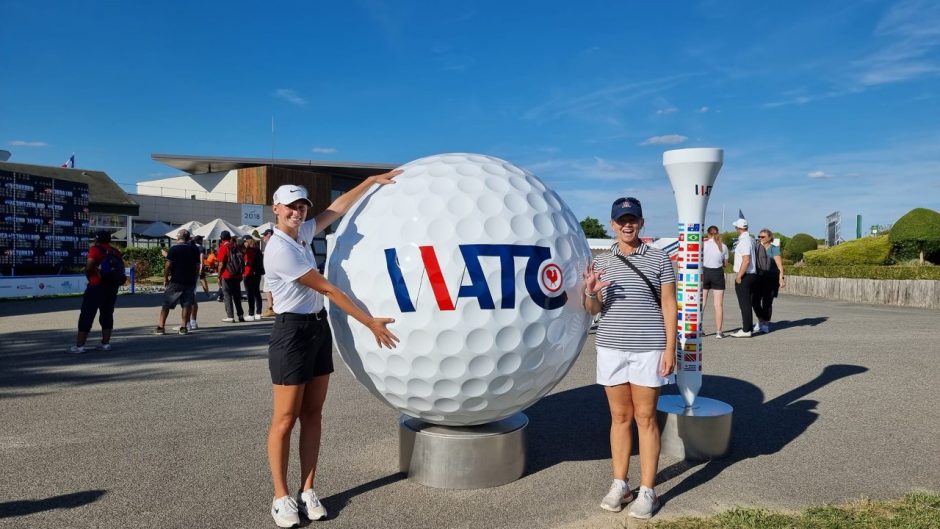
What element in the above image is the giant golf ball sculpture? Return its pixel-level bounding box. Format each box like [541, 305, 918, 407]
[327, 153, 592, 425]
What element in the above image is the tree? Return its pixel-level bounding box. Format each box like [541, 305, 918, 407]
[580, 217, 609, 238]
[890, 207, 940, 264]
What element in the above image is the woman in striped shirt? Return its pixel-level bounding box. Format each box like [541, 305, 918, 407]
[583, 197, 677, 520]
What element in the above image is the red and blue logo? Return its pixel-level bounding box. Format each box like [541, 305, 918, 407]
[384, 244, 568, 312]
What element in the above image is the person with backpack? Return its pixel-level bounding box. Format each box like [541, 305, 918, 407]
[69, 230, 126, 354]
[243, 236, 264, 320]
[582, 197, 676, 520]
[216, 230, 245, 322]
[754, 228, 786, 333]
[154, 229, 202, 335]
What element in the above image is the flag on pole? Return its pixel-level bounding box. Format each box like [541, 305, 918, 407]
[61, 154, 75, 168]
[738, 209, 745, 219]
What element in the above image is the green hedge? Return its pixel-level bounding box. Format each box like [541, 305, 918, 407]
[803, 235, 891, 266]
[784, 233, 818, 262]
[787, 265, 940, 280]
[122, 247, 165, 282]
[890, 207, 940, 262]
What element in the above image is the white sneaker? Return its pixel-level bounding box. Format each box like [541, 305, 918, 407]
[599, 480, 633, 512]
[753, 322, 761, 333]
[271, 495, 300, 528]
[221, 317, 236, 323]
[99, 343, 112, 351]
[189, 320, 198, 330]
[255, 314, 263, 321]
[730, 329, 752, 338]
[298, 489, 327, 521]
[628, 486, 660, 519]
[715, 331, 725, 339]
[67, 345, 86, 354]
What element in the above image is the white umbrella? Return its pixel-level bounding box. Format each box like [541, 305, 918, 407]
[166, 220, 203, 239]
[139, 221, 176, 239]
[237, 225, 260, 238]
[192, 218, 245, 241]
[255, 221, 276, 234]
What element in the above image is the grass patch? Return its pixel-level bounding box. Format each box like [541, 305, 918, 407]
[649, 491, 940, 529]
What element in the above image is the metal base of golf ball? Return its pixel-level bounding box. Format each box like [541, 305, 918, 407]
[657, 395, 733, 461]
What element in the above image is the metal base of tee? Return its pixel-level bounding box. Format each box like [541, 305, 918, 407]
[657, 395, 733, 461]
[398, 413, 528, 489]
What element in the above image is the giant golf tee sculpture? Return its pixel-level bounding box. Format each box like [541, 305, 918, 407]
[326, 153, 592, 487]
[659, 148, 733, 460]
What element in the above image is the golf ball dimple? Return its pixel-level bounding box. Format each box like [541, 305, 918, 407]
[326, 153, 592, 426]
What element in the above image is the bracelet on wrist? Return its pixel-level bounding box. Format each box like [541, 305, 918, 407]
[585, 290, 597, 300]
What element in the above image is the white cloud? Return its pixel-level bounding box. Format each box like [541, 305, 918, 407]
[698, 106, 710, 113]
[640, 134, 688, 146]
[854, 0, 940, 86]
[807, 170, 834, 179]
[656, 107, 678, 115]
[273, 89, 308, 106]
[312, 147, 337, 154]
[9, 140, 47, 147]
[524, 74, 693, 122]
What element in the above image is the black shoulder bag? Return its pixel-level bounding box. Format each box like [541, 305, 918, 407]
[614, 253, 662, 308]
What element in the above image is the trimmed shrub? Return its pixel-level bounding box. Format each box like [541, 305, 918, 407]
[787, 265, 940, 280]
[784, 233, 818, 262]
[803, 235, 891, 266]
[122, 247, 165, 283]
[889, 208, 940, 263]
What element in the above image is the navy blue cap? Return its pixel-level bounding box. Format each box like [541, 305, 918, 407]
[611, 197, 643, 220]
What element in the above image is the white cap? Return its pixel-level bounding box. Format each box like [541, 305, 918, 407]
[732, 218, 748, 229]
[273, 185, 313, 206]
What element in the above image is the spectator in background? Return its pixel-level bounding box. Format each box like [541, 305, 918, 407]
[69, 231, 125, 354]
[702, 225, 729, 338]
[754, 228, 786, 333]
[217, 230, 245, 323]
[155, 229, 201, 335]
[260, 228, 276, 318]
[243, 236, 264, 320]
[193, 235, 210, 299]
[730, 218, 759, 338]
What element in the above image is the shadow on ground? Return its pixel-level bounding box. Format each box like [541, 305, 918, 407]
[525, 363, 868, 496]
[0, 490, 107, 518]
[0, 322, 271, 396]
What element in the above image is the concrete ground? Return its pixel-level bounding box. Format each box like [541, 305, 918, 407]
[0, 291, 937, 529]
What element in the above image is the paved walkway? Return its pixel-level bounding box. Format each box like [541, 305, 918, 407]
[0, 292, 937, 529]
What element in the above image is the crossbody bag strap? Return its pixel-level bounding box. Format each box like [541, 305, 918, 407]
[614, 253, 662, 308]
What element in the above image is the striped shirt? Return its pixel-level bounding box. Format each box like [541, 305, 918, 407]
[593, 242, 676, 351]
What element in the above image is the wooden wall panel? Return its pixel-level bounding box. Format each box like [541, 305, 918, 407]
[237, 166, 267, 204]
[265, 167, 333, 220]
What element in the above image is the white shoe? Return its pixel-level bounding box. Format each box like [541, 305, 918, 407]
[753, 323, 761, 333]
[67, 345, 86, 354]
[255, 314, 263, 321]
[99, 343, 112, 351]
[715, 331, 724, 339]
[730, 329, 752, 338]
[189, 320, 198, 330]
[221, 317, 235, 323]
[628, 486, 660, 519]
[599, 480, 633, 512]
[298, 489, 327, 521]
[271, 495, 300, 528]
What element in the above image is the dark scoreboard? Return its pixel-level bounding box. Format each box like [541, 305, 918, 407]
[0, 170, 91, 274]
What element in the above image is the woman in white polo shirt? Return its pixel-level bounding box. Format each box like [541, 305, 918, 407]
[582, 197, 677, 520]
[264, 172, 400, 527]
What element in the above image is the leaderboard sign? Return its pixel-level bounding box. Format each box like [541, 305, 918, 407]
[0, 169, 90, 274]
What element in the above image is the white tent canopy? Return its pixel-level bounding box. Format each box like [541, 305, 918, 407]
[139, 221, 176, 239]
[255, 221, 275, 234]
[192, 218, 245, 240]
[166, 220, 203, 239]
[237, 225, 260, 238]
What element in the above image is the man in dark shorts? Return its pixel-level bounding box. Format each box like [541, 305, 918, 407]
[69, 230, 125, 354]
[155, 229, 201, 335]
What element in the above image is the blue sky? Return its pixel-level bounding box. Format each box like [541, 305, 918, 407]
[2, 0, 938, 238]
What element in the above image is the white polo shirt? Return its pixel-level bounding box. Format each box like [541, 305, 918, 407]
[263, 219, 323, 314]
[733, 231, 757, 274]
